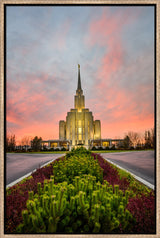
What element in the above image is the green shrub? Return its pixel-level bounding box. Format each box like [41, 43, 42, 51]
[53, 148, 103, 184]
[17, 175, 134, 234]
[61, 147, 67, 151]
[91, 146, 96, 150]
[54, 148, 60, 151]
[66, 146, 91, 158]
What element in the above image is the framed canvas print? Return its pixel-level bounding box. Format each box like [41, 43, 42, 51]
[0, 0, 159, 237]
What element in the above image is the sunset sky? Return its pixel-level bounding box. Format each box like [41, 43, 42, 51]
[6, 5, 154, 144]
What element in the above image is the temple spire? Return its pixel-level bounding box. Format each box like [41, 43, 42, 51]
[77, 64, 82, 91]
[75, 64, 85, 110]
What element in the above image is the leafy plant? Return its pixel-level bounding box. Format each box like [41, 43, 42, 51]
[91, 153, 130, 192]
[16, 175, 134, 234]
[53, 149, 103, 184]
[127, 192, 155, 233]
[6, 158, 62, 233]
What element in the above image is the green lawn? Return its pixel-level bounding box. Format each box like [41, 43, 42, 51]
[7, 151, 68, 154]
[91, 149, 153, 153]
[7, 149, 153, 154]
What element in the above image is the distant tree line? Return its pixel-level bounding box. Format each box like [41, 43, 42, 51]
[92, 129, 155, 151]
[6, 128, 155, 152]
[6, 135, 42, 152]
[122, 129, 155, 150]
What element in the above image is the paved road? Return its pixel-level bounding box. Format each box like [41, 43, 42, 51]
[6, 153, 64, 185]
[100, 151, 155, 186]
[6, 151, 155, 188]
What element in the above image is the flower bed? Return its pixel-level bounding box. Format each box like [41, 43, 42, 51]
[5, 148, 155, 234]
[16, 176, 134, 234]
[6, 157, 64, 233]
[92, 153, 155, 234]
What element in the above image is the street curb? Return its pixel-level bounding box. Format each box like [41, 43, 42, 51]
[7, 154, 154, 190]
[6, 154, 65, 188]
[105, 158, 154, 190]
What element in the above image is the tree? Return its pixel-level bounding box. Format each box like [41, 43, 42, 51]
[145, 129, 154, 149]
[6, 134, 16, 152]
[21, 136, 32, 146]
[150, 128, 155, 148]
[6, 136, 9, 151]
[31, 136, 42, 151]
[127, 131, 141, 148]
[123, 135, 132, 149]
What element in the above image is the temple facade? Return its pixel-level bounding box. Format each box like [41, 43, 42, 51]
[59, 64, 101, 149]
[41, 65, 124, 150]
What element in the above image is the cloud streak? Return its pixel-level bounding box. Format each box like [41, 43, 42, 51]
[6, 6, 154, 143]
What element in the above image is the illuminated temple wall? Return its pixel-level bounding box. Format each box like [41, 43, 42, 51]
[59, 65, 101, 148]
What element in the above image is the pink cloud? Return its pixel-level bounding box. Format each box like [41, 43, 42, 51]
[101, 114, 154, 139]
[84, 12, 126, 98]
[11, 109, 69, 144]
[85, 8, 142, 90]
[7, 8, 153, 142]
[84, 8, 154, 139]
[7, 71, 72, 142]
[87, 80, 154, 140]
[7, 108, 23, 125]
[85, 8, 140, 47]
